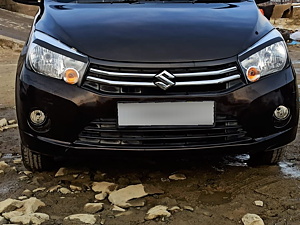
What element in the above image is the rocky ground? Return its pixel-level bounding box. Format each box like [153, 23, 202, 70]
[1, 41, 300, 225]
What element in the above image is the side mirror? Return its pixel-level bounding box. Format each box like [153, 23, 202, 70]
[12, 0, 40, 5]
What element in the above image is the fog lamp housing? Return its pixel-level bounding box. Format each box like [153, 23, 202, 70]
[273, 105, 290, 121]
[30, 110, 46, 125]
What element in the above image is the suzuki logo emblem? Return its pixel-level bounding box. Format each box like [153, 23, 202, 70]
[154, 70, 175, 90]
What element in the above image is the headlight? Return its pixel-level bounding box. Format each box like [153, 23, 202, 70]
[27, 31, 88, 85]
[240, 41, 287, 82]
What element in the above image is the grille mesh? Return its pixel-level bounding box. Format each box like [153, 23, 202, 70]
[74, 116, 251, 148]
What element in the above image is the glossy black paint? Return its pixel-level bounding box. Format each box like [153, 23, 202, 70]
[34, 0, 273, 62]
[16, 60, 299, 155]
[15, 0, 299, 158]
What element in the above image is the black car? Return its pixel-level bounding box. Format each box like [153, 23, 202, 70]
[14, 0, 299, 171]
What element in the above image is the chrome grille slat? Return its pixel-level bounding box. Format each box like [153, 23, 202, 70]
[89, 66, 237, 78]
[86, 74, 240, 87]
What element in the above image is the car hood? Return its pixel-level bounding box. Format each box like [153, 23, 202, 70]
[36, 1, 273, 63]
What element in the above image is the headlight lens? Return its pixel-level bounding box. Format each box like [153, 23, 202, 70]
[28, 43, 87, 84]
[240, 41, 287, 82]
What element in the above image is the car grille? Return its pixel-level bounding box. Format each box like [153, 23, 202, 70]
[74, 116, 252, 149]
[82, 62, 244, 95]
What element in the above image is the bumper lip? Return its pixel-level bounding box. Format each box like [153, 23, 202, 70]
[21, 126, 294, 156]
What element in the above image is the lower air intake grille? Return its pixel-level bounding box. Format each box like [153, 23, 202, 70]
[74, 116, 251, 149]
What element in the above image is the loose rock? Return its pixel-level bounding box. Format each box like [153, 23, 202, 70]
[19, 176, 29, 181]
[20, 197, 46, 214]
[18, 196, 28, 200]
[13, 159, 22, 164]
[32, 188, 46, 193]
[92, 181, 117, 193]
[0, 118, 8, 127]
[169, 206, 181, 213]
[70, 185, 82, 191]
[84, 203, 104, 214]
[0, 198, 23, 213]
[112, 205, 126, 212]
[169, 173, 187, 181]
[22, 190, 32, 198]
[64, 214, 97, 225]
[95, 193, 107, 201]
[0, 161, 9, 170]
[242, 213, 265, 225]
[47, 185, 61, 193]
[8, 119, 16, 125]
[5, 212, 49, 225]
[254, 201, 264, 207]
[0, 215, 7, 225]
[183, 206, 194, 212]
[108, 184, 148, 208]
[0, 170, 4, 175]
[145, 205, 171, 220]
[55, 167, 67, 177]
[59, 188, 72, 194]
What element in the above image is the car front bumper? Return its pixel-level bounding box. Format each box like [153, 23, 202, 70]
[16, 62, 299, 157]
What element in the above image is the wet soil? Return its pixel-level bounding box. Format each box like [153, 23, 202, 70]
[1, 45, 300, 225]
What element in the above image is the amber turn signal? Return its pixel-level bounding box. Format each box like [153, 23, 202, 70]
[246, 67, 261, 82]
[64, 68, 79, 84]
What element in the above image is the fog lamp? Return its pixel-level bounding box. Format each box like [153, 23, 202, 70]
[273, 106, 290, 120]
[30, 110, 46, 125]
[63, 68, 79, 84]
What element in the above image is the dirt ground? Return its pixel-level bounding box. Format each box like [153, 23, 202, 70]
[1, 43, 300, 225]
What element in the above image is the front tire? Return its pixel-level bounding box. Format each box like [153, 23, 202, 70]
[248, 147, 286, 166]
[21, 144, 54, 171]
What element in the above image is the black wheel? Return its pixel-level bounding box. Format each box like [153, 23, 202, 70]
[21, 144, 54, 171]
[248, 147, 286, 166]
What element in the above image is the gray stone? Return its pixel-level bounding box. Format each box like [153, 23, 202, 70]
[242, 213, 265, 225]
[83, 203, 104, 214]
[145, 205, 171, 220]
[64, 214, 97, 225]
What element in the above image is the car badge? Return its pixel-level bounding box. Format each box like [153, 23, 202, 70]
[154, 70, 175, 90]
